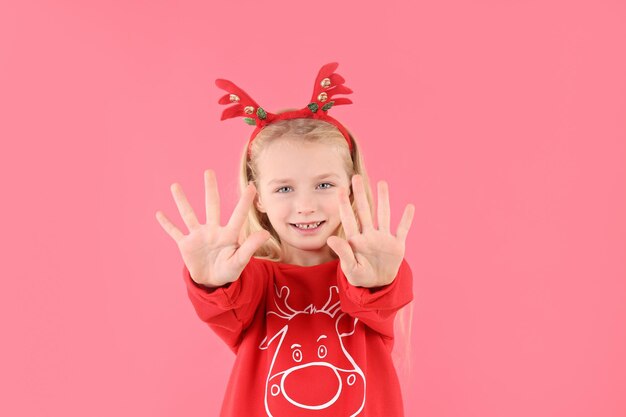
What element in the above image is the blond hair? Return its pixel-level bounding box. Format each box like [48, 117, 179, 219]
[236, 116, 414, 389]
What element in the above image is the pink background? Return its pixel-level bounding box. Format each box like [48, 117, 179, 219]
[1, 0, 625, 416]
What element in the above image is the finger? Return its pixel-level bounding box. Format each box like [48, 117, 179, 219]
[171, 183, 201, 231]
[224, 183, 257, 240]
[338, 187, 359, 239]
[377, 181, 390, 233]
[327, 236, 356, 271]
[396, 204, 415, 244]
[352, 175, 374, 231]
[204, 169, 220, 228]
[155, 210, 185, 242]
[236, 230, 271, 266]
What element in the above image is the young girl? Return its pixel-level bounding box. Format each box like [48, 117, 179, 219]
[156, 63, 415, 416]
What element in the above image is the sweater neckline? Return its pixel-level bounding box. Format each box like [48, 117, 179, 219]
[270, 257, 340, 270]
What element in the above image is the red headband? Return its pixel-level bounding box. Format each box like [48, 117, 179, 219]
[215, 62, 354, 159]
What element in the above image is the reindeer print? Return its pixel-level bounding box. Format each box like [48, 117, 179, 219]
[258, 284, 366, 416]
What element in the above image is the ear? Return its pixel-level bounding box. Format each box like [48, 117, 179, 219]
[255, 194, 266, 213]
[336, 312, 358, 337]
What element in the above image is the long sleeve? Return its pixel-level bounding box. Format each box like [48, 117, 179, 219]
[182, 257, 268, 353]
[335, 258, 413, 341]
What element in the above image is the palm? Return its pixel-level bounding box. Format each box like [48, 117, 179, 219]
[345, 230, 405, 288]
[155, 169, 270, 287]
[176, 224, 233, 284]
[327, 175, 414, 288]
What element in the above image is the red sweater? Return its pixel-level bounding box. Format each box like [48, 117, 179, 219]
[183, 256, 413, 417]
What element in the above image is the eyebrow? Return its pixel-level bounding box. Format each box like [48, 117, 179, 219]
[317, 335, 327, 342]
[268, 173, 340, 186]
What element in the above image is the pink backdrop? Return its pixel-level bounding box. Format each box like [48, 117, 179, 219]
[1, 0, 625, 416]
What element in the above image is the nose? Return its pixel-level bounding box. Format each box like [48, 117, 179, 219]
[281, 364, 341, 407]
[295, 191, 316, 214]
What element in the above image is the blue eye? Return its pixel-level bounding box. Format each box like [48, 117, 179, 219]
[276, 183, 333, 193]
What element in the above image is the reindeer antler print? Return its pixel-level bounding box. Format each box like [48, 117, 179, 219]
[268, 284, 300, 320]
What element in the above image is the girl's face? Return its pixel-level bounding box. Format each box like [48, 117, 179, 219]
[254, 138, 352, 266]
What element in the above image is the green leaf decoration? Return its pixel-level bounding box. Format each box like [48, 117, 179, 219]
[307, 102, 319, 113]
[243, 117, 256, 125]
[256, 107, 267, 120]
[321, 101, 335, 111]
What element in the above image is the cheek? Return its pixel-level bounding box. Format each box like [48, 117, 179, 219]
[321, 194, 341, 213]
[266, 201, 290, 219]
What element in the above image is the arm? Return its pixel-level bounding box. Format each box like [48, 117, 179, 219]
[336, 258, 413, 340]
[183, 257, 268, 353]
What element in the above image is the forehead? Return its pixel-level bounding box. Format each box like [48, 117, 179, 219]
[256, 139, 348, 183]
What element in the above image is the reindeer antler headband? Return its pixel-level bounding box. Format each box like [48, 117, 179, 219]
[215, 62, 354, 158]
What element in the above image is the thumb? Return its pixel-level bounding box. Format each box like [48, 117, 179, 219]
[236, 230, 271, 264]
[327, 236, 356, 271]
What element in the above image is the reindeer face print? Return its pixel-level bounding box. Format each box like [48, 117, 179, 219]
[258, 285, 366, 416]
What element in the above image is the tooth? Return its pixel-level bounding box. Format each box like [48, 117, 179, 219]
[295, 222, 320, 229]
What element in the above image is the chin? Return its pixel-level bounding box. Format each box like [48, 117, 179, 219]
[282, 236, 329, 250]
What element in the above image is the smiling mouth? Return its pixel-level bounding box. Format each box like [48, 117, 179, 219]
[290, 221, 325, 230]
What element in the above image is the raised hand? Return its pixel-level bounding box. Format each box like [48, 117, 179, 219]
[155, 169, 270, 288]
[326, 174, 415, 289]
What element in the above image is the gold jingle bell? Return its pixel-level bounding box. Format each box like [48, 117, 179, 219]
[317, 92, 328, 102]
[244, 106, 255, 114]
[229, 94, 240, 102]
[320, 78, 331, 88]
